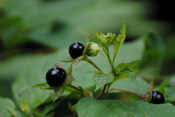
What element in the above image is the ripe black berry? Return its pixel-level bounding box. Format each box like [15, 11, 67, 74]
[46, 67, 66, 87]
[149, 91, 165, 104]
[69, 42, 84, 59]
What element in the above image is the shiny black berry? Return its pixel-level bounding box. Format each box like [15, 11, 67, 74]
[69, 42, 84, 59]
[46, 67, 66, 87]
[149, 91, 165, 104]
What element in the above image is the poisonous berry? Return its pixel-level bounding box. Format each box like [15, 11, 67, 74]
[46, 67, 66, 87]
[149, 91, 165, 104]
[69, 42, 84, 59]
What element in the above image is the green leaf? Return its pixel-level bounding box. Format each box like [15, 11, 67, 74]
[94, 73, 114, 91]
[110, 77, 148, 95]
[138, 31, 165, 79]
[0, 97, 21, 116]
[115, 60, 139, 73]
[165, 87, 175, 102]
[92, 23, 100, 39]
[11, 53, 61, 111]
[115, 60, 139, 81]
[77, 97, 175, 117]
[113, 23, 126, 60]
[158, 78, 171, 95]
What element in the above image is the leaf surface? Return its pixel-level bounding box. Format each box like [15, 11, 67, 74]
[94, 73, 114, 91]
[0, 97, 21, 117]
[77, 97, 175, 117]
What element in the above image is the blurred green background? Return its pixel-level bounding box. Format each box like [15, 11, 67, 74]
[0, 0, 175, 116]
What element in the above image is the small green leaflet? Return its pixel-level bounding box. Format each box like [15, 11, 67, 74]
[94, 73, 114, 91]
[158, 77, 172, 95]
[117, 70, 136, 82]
[113, 23, 126, 60]
[115, 60, 139, 81]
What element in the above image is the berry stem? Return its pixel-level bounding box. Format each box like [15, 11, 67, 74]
[108, 88, 146, 100]
[70, 85, 93, 98]
[85, 57, 104, 73]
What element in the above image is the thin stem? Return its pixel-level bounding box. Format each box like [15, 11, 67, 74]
[70, 85, 93, 98]
[105, 49, 115, 74]
[112, 52, 117, 65]
[85, 57, 104, 73]
[108, 88, 145, 100]
[96, 84, 108, 99]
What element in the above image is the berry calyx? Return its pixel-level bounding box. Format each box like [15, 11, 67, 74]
[46, 67, 66, 87]
[149, 91, 165, 104]
[69, 42, 84, 59]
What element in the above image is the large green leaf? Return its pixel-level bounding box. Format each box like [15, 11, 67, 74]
[76, 97, 175, 117]
[11, 51, 66, 111]
[165, 87, 175, 102]
[0, 97, 21, 116]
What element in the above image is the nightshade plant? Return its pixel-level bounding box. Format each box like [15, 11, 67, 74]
[32, 23, 173, 116]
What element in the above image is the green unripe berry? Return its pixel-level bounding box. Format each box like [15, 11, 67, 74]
[86, 42, 101, 57]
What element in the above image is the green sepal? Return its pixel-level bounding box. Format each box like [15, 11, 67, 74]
[60, 57, 73, 63]
[33, 82, 54, 90]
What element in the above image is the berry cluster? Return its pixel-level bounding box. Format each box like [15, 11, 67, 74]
[45, 41, 166, 104]
[46, 42, 85, 87]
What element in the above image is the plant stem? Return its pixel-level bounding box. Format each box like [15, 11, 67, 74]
[85, 57, 104, 73]
[104, 49, 116, 74]
[70, 85, 93, 98]
[108, 88, 146, 100]
[96, 84, 108, 99]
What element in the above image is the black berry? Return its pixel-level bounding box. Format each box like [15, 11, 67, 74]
[46, 67, 66, 87]
[149, 91, 165, 104]
[69, 42, 84, 59]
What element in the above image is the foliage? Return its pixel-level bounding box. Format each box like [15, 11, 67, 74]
[0, 0, 175, 116]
